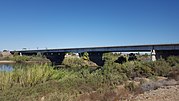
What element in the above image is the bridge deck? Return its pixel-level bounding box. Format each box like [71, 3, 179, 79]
[11, 43, 179, 53]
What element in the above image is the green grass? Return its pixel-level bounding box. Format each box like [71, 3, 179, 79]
[0, 64, 56, 90]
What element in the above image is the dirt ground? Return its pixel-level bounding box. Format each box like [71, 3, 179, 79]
[134, 85, 179, 101]
[76, 77, 179, 101]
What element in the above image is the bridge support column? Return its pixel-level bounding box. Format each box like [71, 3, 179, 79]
[20, 52, 22, 56]
[155, 50, 179, 59]
[151, 50, 156, 61]
[88, 52, 104, 66]
[44, 52, 65, 65]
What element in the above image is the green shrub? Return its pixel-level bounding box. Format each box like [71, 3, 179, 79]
[101, 62, 129, 86]
[13, 52, 19, 56]
[125, 81, 138, 92]
[167, 56, 179, 67]
[29, 56, 50, 62]
[115, 56, 127, 64]
[103, 52, 121, 63]
[62, 57, 87, 67]
[10, 54, 50, 63]
[82, 52, 89, 61]
[144, 59, 171, 76]
[121, 61, 154, 79]
[0, 64, 57, 90]
[12, 56, 30, 63]
[133, 62, 154, 77]
[128, 53, 137, 61]
[36, 52, 43, 57]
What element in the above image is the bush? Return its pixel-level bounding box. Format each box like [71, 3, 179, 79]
[121, 61, 154, 79]
[82, 52, 89, 61]
[13, 52, 19, 56]
[102, 62, 129, 86]
[29, 56, 50, 62]
[115, 56, 127, 64]
[62, 57, 88, 68]
[167, 56, 179, 67]
[144, 59, 171, 76]
[103, 52, 121, 63]
[128, 53, 137, 61]
[10, 53, 50, 63]
[36, 52, 43, 57]
[0, 64, 58, 90]
[125, 81, 138, 92]
[12, 56, 30, 63]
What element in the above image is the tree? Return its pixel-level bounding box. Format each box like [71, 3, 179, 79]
[128, 53, 137, 61]
[3, 50, 8, 52]
[37, 52, 43, 57]
[115, 56, 127, 64]
[14, 52, 19, 56]
[82, 52, 89, 60]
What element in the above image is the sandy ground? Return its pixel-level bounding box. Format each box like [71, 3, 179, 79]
[134, 85, 179, 101]
[0, 61, 15, 64]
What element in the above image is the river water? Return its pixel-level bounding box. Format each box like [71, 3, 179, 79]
[0, 64, 14, 72]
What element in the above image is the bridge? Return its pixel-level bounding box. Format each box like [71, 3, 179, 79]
[10, 43, 179, 66]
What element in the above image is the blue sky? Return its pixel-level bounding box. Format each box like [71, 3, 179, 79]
[0, 0, 179, 51]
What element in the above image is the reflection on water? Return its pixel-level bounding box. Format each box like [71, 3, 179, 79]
[0, 64, 14, 72]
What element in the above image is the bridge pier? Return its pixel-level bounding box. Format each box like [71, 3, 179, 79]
[88, 52, 104, 66]
[44, 52, 65, 65]
[20, 52, 22, 56]
[151, 50, 156, 61]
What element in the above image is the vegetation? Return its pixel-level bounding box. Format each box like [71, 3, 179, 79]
[11, 55, 30, 63]
[144, 59, 171, 76]
[0, 51, 50, 63]
[0, 64, 55, 90]
[103, 52, 121, 62]
[0, 63, 127, 100]
[125, 81, 138, 92]
[0, 53, 179, 101]
[62, 52, 97, 67]
[82, 52, 89, 61]
[62, 57, 88, 67]
[167, 56, 179, 67]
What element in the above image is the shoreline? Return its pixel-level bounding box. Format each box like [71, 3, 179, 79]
[0, 60, 50, 64]
[0, 61, 15, 64]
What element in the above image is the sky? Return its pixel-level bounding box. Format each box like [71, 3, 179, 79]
[0, 0, 179, 51]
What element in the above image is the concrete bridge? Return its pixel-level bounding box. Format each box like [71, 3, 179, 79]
[10, 43, 179, 66]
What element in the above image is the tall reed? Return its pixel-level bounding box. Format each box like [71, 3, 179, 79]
[0, 64, 56, 90]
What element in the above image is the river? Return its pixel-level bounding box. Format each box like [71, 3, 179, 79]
[0, 64, 14, 72]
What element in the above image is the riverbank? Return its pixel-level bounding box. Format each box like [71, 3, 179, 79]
[0, 60, 50, 64]
[0, 61, 15, 64]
